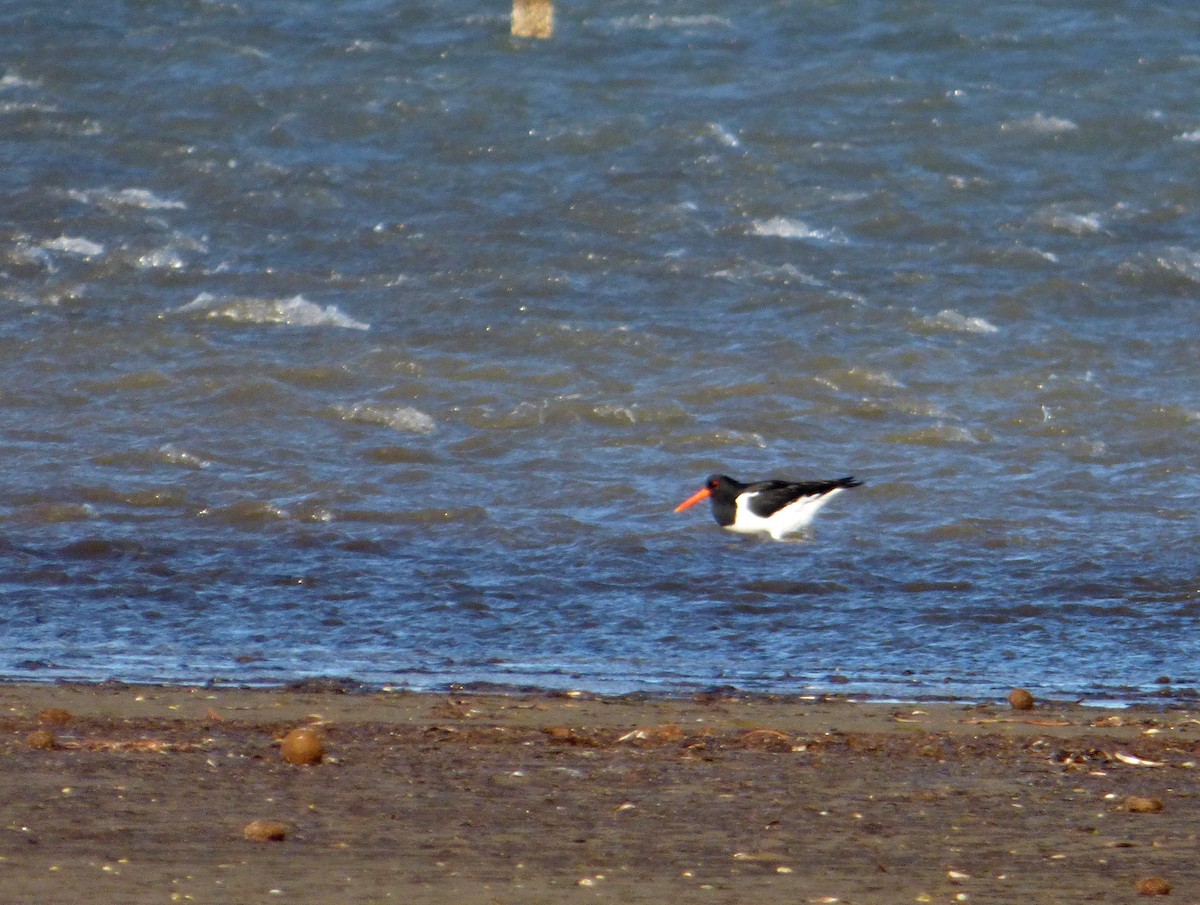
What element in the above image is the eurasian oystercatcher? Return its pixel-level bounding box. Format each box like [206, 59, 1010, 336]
[674, 474, 862, 540]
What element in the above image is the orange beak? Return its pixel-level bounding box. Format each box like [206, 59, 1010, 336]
[674, 487, 712, 513]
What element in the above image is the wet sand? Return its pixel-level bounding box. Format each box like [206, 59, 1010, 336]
[1, 682, 1198, 903]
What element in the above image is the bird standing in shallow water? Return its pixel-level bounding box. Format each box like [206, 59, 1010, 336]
[675, 474, 862, 541]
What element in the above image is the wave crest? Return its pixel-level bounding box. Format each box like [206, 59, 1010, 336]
[173, 293, 369, 330]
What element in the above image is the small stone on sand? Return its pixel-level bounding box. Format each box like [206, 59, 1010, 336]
[243, 819, 289, 842]
[1008, 688, 1035, 710]
[1136, 876, 1171, 896]
[280, 727, 324, 765]
[1125, 796, 1164, 813]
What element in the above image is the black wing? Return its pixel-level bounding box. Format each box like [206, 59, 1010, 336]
[743, 477, 862, 519]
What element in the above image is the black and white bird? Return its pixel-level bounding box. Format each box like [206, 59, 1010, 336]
[674, 473, 862, 541]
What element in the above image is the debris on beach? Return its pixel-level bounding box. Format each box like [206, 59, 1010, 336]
[616, 724, 685, 745]
[37, 708, 73, 726]
[1124, 796, 1164, 813]
[738, 729, 793, 751]
[26, 728, 56, 749]
[1113, 751, 1166, 768]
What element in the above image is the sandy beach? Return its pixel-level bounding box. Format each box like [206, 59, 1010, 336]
[1, 682, 1197, 904]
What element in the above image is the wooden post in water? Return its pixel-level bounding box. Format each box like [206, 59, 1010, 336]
[512, 0, 553, 39]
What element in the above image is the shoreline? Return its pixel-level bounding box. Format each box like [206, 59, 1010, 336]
[4, 671, 1196, 711]
[3, 681, 1198, 902]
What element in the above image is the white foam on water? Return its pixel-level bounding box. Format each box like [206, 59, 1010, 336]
[707, 122, 740, 147]
[335, 403, 435, 434]
[712, 262, 824, 286]
[158, 444, 211, 469]
[0, 100, 58, 114]
[1024, 246, 1060, 264]
[1065, 438, 1107, 458]
[9, 239, 57, 271]
[1175, 128, 1200, 142]
[1, 291, 42, 307]
[945, 174, 987, 190]
[607, 14, 732, 32]
[0, 70, 39, 89]
[847, 366, 905, 389]
[173, 293, 370, 330]
[592, 403, 637, 423]
[749, 216, 849, 245]
[66, 187, 187, 210]
[1034, 208, 1104, 235]
[1000, 112, 1078, 134]
[709, 428, 767, 448]
[923, 309, 1000, 335]
[136, 247, 188, 271]
[42, 236, 105, 257]
[1154, 247, 1200, 283]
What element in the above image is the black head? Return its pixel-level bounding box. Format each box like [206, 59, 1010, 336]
[703, 474, 745, 500]
[675, 474, 748, 515]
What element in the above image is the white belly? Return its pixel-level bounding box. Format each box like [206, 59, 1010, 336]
[727, 487, 845, 540]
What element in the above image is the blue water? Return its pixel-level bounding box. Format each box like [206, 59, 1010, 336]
[3, 0, 1200, 703]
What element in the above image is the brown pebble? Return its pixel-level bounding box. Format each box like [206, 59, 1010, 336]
[280, 727, 325, 765]
[27, 729, 57, 750]
[1126, 796, 1164, 814]
[37, 708, 73, 726]
[1008, 688, 1035, 710]
[243, 819, 289, 842]
[1137, 876, 1171, 896]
